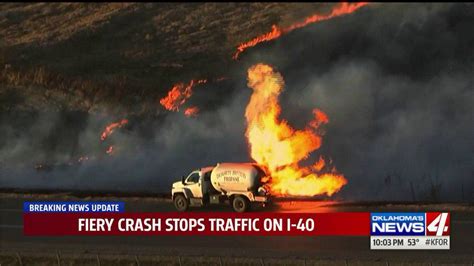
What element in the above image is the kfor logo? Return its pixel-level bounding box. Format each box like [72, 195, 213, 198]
[426, 212, 450, 236]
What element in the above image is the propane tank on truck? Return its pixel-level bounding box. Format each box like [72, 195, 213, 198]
[171, 163, 269, 212]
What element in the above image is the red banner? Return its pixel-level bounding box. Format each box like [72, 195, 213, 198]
[24, 212, 370, 236]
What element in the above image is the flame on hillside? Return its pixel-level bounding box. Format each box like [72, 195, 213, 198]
[100, 119, 128, 141]
[159, 79, 207, 112]
[233, 2, 369, 59]
[184, 107, 200, 117]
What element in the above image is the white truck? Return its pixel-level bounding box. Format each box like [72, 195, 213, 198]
[171, 163, 270, 212]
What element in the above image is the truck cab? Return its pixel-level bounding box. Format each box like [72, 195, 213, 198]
[171, 167, 214, 211]
[171, 163, 269, 212]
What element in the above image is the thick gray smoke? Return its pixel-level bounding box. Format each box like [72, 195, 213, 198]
[0, 3, 472, 201]
[0, 89, 251, 192]
[241, 3, 474, 201]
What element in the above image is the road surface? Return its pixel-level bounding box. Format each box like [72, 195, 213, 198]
[0, 193, 473, 264]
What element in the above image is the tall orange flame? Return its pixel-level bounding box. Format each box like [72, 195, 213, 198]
[233, 2, 369, 59]
[159, 79, 207, 112]
[100, 119, 128, 141]
[245, 64, 347, 197]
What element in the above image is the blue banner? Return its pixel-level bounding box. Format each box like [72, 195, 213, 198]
[371, 212, 425, 236]
[24, 201, 125, 213]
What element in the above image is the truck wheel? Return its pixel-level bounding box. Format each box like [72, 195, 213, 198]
[232, 196, 249, 213]
[174, 194, 189, 212]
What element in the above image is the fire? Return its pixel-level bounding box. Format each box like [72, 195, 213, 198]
[233, 25, 282, 60]
[184, 106, 199, 117]
[245, 64, 347, 197]
[310, 109, 329, 129]
[312, 156, 325, 172]
[100, 119, 128, 141]
[106, 146, 114, 155]
[159, 79, 207, 112]
[233, 2, 369, 59]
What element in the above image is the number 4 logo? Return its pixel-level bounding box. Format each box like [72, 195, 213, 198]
[426, 212, 450, 236]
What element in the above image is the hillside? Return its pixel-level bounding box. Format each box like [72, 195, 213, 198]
[0, 3, 333, 115]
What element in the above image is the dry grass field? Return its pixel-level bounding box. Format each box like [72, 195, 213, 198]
[0, 3, 335, 115]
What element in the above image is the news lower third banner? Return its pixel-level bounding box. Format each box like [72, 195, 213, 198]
[23, 202, 450, 250]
